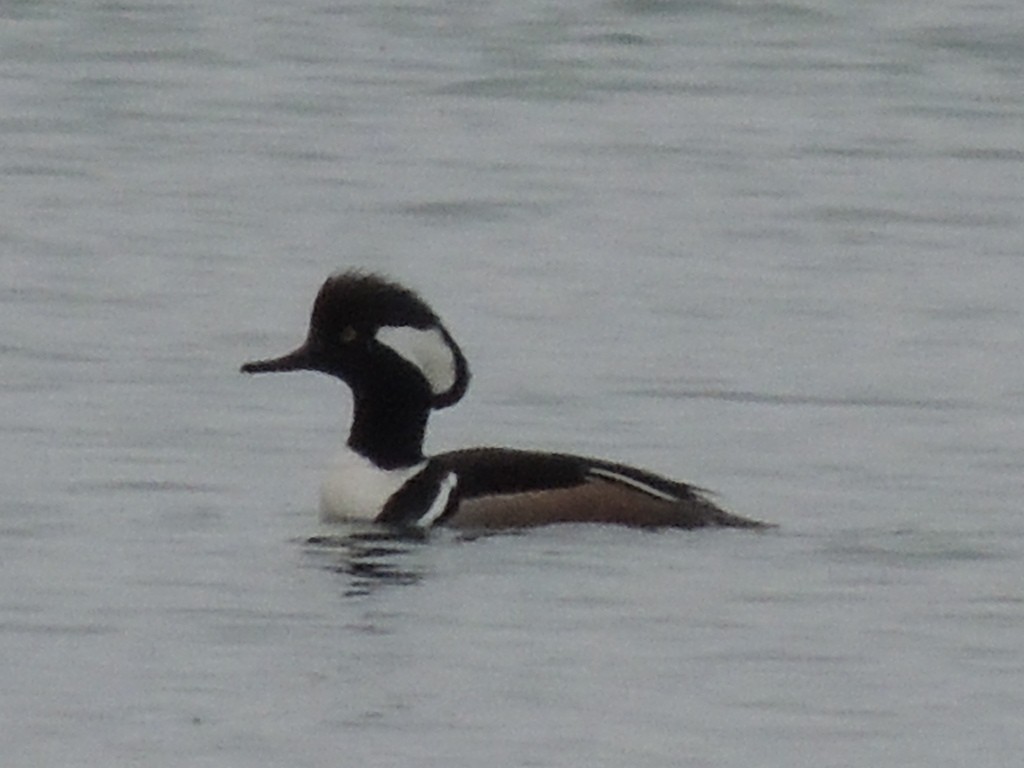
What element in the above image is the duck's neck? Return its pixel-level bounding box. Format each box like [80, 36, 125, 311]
[347, 388, 430, 470]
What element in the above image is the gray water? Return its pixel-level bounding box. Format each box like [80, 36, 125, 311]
[3, 1, 1024, 765]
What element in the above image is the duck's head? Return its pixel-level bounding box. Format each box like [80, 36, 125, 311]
[241, 271, 470, 409]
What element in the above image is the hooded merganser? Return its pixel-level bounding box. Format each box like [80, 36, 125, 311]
[241, 271, 767, 531]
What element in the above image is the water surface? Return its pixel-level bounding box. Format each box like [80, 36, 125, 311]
[3, 1, 1023, 766]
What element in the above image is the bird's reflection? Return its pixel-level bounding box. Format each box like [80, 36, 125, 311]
[303, 528, 429, 597]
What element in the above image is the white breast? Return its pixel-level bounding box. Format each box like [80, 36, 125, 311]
[319, 448, 425, 523]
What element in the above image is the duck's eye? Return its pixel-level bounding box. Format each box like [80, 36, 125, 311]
[339, 326, 358, 344]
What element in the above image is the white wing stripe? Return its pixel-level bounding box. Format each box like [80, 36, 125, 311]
[587, 467, 677, 502]
[417, 472, 458, 527]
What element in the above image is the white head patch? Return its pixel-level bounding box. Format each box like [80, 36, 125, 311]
[376, 325, 457, 396]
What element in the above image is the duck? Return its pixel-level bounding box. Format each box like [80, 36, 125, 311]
[241, 271, 768, 531]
